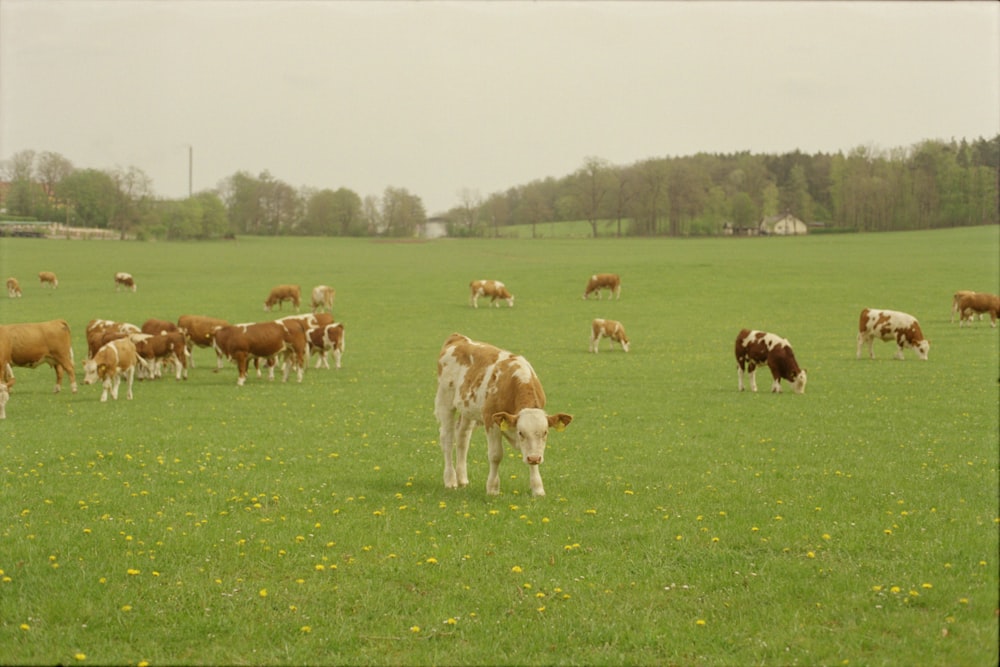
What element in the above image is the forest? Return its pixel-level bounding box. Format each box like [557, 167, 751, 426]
[1, 135, 997, 239]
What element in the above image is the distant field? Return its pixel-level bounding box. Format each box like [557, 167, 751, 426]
[1, 227, 998, 665]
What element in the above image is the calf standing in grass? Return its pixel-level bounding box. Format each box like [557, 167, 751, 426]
[7, 278, 22, 298]
[735, 329, 807, 394]
[469, 280, 514, 308]
[857, 308, 929, 360]
[435, 333, 572, 497]
[114, 272, 137, 292]
[589, 318, 630, 353]
[956, 292, 999, 328]
[583, 273, 621, 300]
[83, 337, 141, 401]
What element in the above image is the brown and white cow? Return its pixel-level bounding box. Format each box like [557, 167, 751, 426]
[7, 277, 22, 298]
[310, 322, 345, 369]
[583, 273, 621, 300]
[735, 329, 807, 394]
[83, 337, 141, 401]
[435, 333, 572, 497]
[133, 331, 189, 380]
[469, 280, 514, 308]
[264, 284, 301, 312]
[177, 315, 230, 369]
[589, 318, 630, 353]
[213, 320, 306, 386]
[311, 285, 336, 313]
[857, 308, 929, 360]
[0, 319, 77, 393]
[956, 292, 1000, 328]
[85, 319, 140, 359]
[114, 272, 137, 292]
[38, 271, 58, 288]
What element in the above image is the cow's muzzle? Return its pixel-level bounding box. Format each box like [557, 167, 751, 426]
[526, 456, 542, 465]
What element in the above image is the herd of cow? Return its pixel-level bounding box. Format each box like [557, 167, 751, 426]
[0, 278, 345, 416]
[2, 268, 998, 498]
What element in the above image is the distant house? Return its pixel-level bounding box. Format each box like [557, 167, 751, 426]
[420, 216, 449, 239]
[759, 213, 808, 236]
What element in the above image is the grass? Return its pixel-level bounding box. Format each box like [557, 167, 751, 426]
[1, 227, 998, 666]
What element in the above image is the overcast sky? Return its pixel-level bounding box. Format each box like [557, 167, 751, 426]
[2, 1, 998, 214]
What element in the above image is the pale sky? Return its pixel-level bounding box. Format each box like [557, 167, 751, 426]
[2, 1, 998, 214]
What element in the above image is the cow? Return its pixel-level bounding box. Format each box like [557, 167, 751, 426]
[435, 333, 573, 497]
[133, 330, 189, 380]
[583, 273, 621, 300]
[469, 280, 514, 308]
[0, 319, 77, 393]
[311, 285, 336, 313]
[956, 292, 1000, 328]
[264, 284, 301, 312]
[177, 315, 230, 369]
[7, 277, 22, 298]
[951, 290, 977, 323]
[114, 272, 137, 292]
[589, 318, 630, 353]
[141, 318, 180, 336]
[310, 322, 345, 369]
[83, 337, 140, 401]
[735, 329, 807, 394]
[85, 319, 140, 359]
[857, 308, 929, 360]
[213, 320, 306, 386]
[38, 271, 58, 288]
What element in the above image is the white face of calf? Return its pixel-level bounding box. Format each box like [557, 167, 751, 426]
[82, 359, 100, 385]
[914, 340, 930, 360]
[493, 408, 562, 465]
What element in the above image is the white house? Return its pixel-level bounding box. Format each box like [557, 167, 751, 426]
[759, 213, 808, 236]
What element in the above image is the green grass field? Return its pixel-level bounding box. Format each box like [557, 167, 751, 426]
[1, 227, 998, 666]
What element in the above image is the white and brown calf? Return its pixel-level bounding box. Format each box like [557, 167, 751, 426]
[6, 277, 22, 298]
[583, 273, 621, 300]
[114, 272, 137, 292]
[469, 280, 514, 308]
[857, 308, 929, 360]
[589, 318, 630, 353]
[735, 329, 807, 394]
[435, 333, 572, 497]
[309, 323, 345, 369]
[83, 337, 141, 401]
[311, 285, 336, 313]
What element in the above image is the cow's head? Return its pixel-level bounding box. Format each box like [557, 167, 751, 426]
[915, 340, 930, 360]
[492, 409, 573, 465]
[82, 360, 108, 384]
[792, 369, 807, 394]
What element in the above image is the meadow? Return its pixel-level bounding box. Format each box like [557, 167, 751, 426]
[1, 226, 998, 666]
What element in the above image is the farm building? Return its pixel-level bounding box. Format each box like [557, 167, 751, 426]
[759, 213, 808, 236]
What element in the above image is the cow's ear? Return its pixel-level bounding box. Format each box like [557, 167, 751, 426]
[492, 412, 516, 430]
[549, 413, 573, 431]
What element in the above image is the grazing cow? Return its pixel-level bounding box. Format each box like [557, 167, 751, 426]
[310, 322, 346, 369]
[857, 308, 929, 360]
[38, 271, 58, 288]
[469, 280, 514, 308]
[951, 290, 977, 323]
[114, 272, 137, 292]
[583, 273, 621, 300]
[311, 285, 336, 313]
[956, 292, 1000, 328]
[85, 319, 140, 359]
[735, 329, 807, 394]
[83, 337, 140, 401]
[213, 320, 306, 386]
[177, 314, 230, 369]
[264, 284, 301, 312]
[7, 277, 22, 298]
[435, 333, 572, 497]
[589, 318, 630, 353]
[0, 319, 77, 393]
[133, 331, 189, 380]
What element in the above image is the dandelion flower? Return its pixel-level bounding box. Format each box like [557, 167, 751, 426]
[300, 626, 312, 633]
[19, 624, 29, 631]
[921, 583, 932, 589]
[511, 565, 523, 573]
[695, 619, 706, 626]
[259, 588, 268, 598]
[74, 654, 86, 661]
[410, 626, 420, 633]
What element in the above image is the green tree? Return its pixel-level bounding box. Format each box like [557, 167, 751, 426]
[56, 168, 118, 228]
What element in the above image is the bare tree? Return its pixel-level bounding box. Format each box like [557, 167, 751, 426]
[574, 156, 611, 238]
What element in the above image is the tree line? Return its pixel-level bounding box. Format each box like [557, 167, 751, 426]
[1, 135, 996, 240]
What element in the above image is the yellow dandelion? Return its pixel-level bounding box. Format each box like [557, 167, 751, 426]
[127, 569, 141, 576]
[19, 623, 30, 631]
[884, 529, 892, 535]
[536, 606, 546, 612]
[695, 619, 706, 626]
[806, 551, 816, 559]
[921, 583, 932, 589]
[300, 626, 312, 633]
[426, 557, 438, 564]
[872, 585, 883, 592]
[259, 588, 268, 598]
[74, 653, 86, 661]
[121, 605, 132, 612]
[959, 598, 969, 604]
[511, 565, 523, 573]
[315, 564, 325, 571]
[444, 617, 457, 626]
[889, 586, 901, 594]
[821, 533, 831, 540]
[410, 625, 420, 633]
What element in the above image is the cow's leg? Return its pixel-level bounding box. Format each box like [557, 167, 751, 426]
[235, 353, 249, 386]
[100, 378, 111, 402]
[125, 367, 135, 400]
[187, 344, 196, 368]
[332, 348, 342, 370]
[453, 416, 475, 488]
[527, 459, 545, 497]
[737, 363, 745, 392]
[436, 404, 459, 489]
[589, 333, 599, 353]
[748, 363, 759, 393]
[485, 427, 504, 495]
[109, 375, 120, 401]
